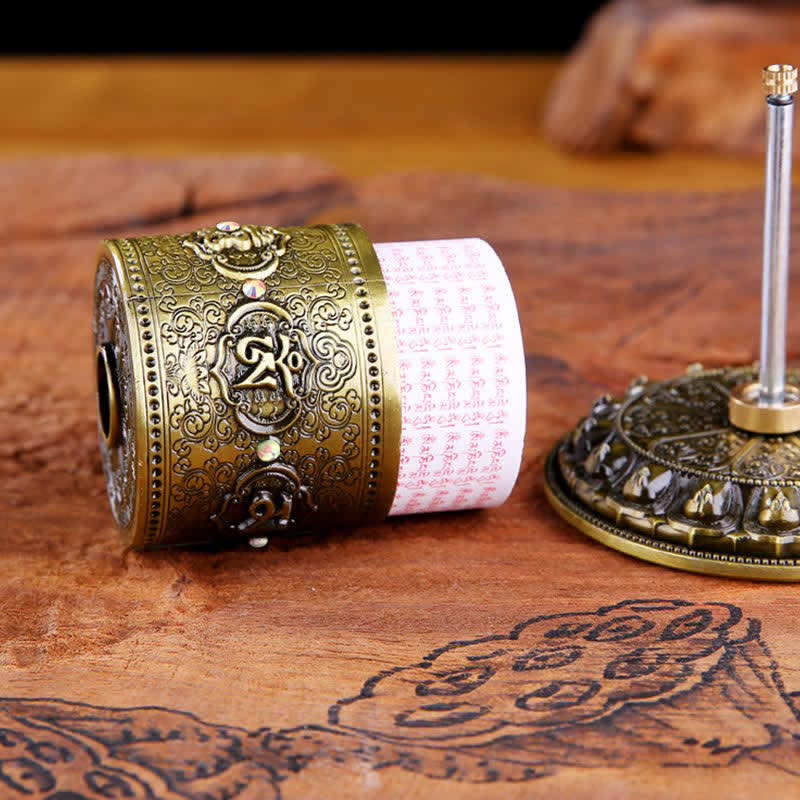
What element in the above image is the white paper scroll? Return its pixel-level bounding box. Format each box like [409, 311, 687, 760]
[375, 239, 526, 516]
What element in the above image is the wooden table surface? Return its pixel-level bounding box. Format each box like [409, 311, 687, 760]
[4, 57, 800, 800]
[0, 55, 771, 190]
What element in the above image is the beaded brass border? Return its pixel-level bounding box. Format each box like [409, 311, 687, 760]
[94, 223, 400, 548]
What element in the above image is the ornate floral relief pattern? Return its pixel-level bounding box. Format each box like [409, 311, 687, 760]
[105, 223, 383, 545]
[551, 367, 800, 561]
[650, 431, 752, 472]
[159, 281, 364, 539]
[139, 234, 226, 295]
[269, 225, 342, 286]
[619, 367, 800, 482]
[281, 444, 358, 514]
[93, 260, 136, 528]
[735, 436, 800, 482]
[310, 295, 354, 331]
[166, 451, 252, 535]
[159, 300, 243, 451]
[135, 226, 344, 298]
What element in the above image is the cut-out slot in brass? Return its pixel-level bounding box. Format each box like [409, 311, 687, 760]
[96, 343, 121, 448]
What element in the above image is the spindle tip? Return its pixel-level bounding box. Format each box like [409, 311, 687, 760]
[763, 64, 798, 96]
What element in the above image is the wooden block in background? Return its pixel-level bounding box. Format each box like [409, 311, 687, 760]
[543, 0, 800, 155]
[1, 156, 800, 798]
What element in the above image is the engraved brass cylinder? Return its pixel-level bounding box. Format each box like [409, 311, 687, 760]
[93, 222, 400, 548]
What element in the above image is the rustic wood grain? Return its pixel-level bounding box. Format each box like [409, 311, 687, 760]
[543, 0, 800, 155]
[2, 156, 800, 799]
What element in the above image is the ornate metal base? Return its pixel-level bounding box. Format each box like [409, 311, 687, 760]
[544, 365, 800, 580]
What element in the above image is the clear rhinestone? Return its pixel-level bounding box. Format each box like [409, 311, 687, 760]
[256, 437, 281, 462]
[216, 221, 240, 232]
[242, 278, 266, 299]
[249, 537, 269, 548]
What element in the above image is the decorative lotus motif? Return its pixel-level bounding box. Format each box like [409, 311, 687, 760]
[164, 343, 211, 402]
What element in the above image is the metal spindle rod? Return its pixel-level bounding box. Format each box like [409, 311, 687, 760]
[760, 65, 798, 405]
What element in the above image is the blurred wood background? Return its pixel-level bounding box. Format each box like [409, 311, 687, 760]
[0, 54, 773, 191]
[543, 0, 800, 156]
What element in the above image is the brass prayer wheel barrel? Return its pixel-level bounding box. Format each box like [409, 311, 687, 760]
[93, 222, 400, 548]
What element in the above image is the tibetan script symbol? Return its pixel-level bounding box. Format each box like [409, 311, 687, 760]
[211, 301, 318, 434]
[233, 334, 305, 395]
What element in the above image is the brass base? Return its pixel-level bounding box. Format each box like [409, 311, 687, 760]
[543, 365, 800, 580]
